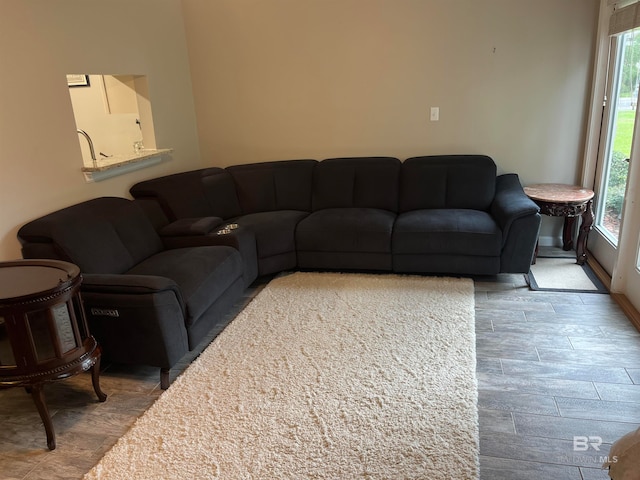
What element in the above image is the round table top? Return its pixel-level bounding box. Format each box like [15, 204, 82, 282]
[523, 183, 594, 204]
[0, 259, 79, 302]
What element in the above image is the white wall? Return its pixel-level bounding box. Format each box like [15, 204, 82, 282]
[182, 0, 600, 243]
[183, 0, 598, 179]
[0, 0, 202, 260]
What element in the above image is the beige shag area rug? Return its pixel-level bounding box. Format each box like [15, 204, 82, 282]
[85, 272, 479, 480]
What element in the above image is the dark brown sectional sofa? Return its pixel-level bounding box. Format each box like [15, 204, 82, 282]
[17, 154, 540, 387]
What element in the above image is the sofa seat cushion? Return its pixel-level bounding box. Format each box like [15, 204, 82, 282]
[296, 208, 396, 253]
[393, 209, 501, 256]
[231, 210, 309, 259]
[126, 245, 243, 325]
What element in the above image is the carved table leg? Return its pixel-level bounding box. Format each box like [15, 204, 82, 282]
[576, 199, 594, 265]
[29, 384, 55, 450]
[91, 358, 107, 402]
[562, 216, 576, 251]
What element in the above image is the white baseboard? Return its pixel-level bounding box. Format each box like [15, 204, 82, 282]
[537, 235, 563, 247]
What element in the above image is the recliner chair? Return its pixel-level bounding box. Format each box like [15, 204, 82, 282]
[17, 197, 245, 388]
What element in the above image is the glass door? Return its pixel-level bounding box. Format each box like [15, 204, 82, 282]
[590, 30, 638, 275]
[591, 24, 640, 311]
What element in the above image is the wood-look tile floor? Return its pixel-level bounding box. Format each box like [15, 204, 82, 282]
[475, 272, 640, 480]
[1, 268, 638, 480]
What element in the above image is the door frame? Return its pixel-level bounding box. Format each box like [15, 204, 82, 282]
[583, 0, 640, 315]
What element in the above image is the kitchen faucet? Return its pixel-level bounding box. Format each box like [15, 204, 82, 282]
[76, 129, 97, 168]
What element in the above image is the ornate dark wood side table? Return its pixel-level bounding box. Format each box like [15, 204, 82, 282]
[523, 183, 595, 265]
[0, 259, 107, 450]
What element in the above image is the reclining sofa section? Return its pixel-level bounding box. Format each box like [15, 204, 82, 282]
[17, 197, 245, 389]
[295, 157, 400, 271]
[130, 154, 541, 276]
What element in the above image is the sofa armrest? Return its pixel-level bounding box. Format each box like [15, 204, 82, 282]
[79, 273, 189, 369]
[491, 174, 542, 273]
[491, 174, 540, 235]
[82, 273, 183, 303]
[159, 217, 224, 237]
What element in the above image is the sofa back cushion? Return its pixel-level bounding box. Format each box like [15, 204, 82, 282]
[17, 197, 163, 274]
[201, 170, 243, 219]
[130, 168, 224, 221]
[226, 160, 317, 214]
[312, 157, 401, 211]
[400, 155, 497, 212]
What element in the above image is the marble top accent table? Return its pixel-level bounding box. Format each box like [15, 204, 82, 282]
[523, 183, 595, 265]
